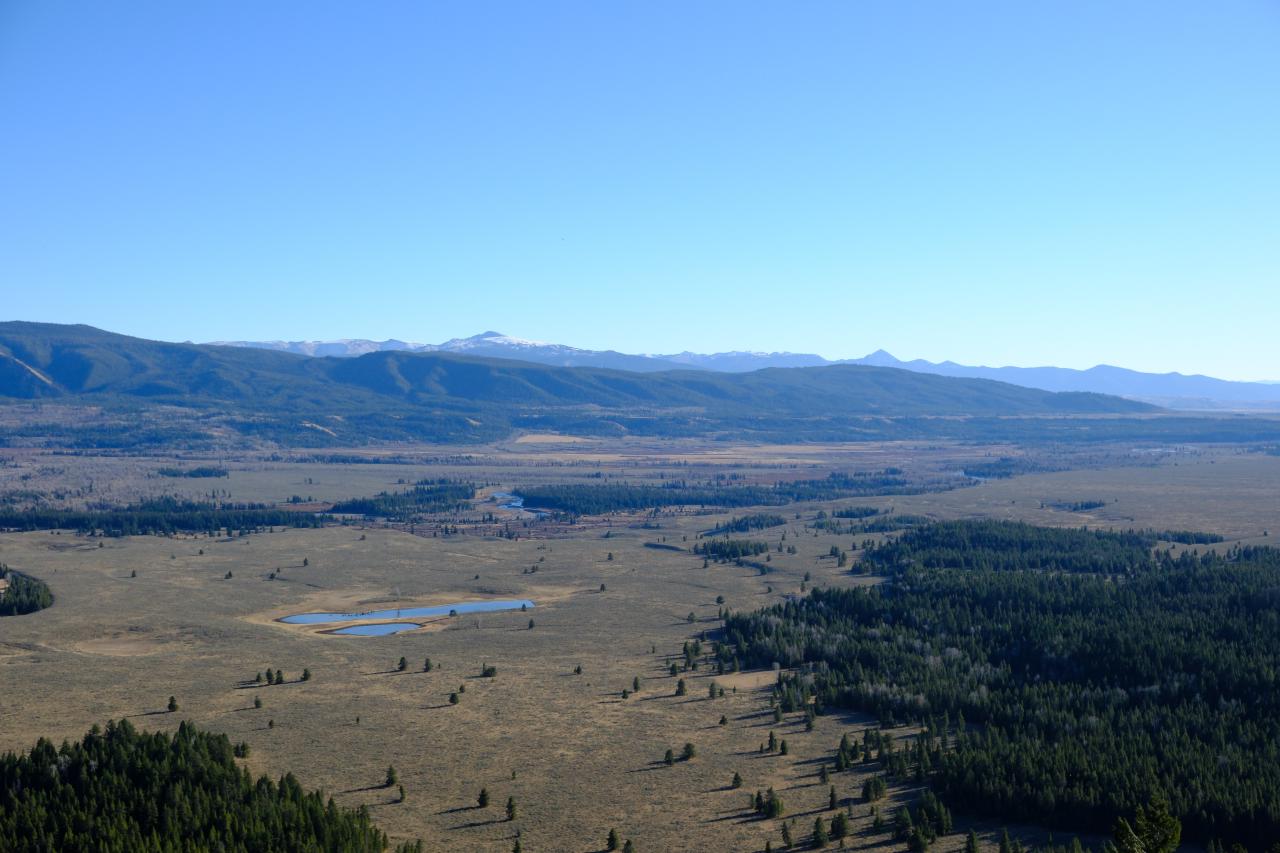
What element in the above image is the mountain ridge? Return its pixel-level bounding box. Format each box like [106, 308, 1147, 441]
[211, 332, 1280, 409]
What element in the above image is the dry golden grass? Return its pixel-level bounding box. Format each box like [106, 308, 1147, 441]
[2, 445, 1277, 850]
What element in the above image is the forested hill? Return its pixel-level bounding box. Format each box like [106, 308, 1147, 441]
[0, 322, 1148, 417]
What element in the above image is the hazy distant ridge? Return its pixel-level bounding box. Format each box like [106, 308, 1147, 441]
[215, 332, 1280, 409]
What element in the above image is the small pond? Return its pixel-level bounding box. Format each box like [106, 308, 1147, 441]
[330, 622, 422, 636]
[282, 599, 535, 625]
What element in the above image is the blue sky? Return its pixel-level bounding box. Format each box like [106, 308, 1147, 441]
[2, 2, 1277, 379]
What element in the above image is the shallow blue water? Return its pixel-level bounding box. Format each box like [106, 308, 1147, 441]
[331, 622, 422, 636]
[281, 599, 535, 625]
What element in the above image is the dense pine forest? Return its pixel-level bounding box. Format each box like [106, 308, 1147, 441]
[0, 720, 419, 852]
[0, 497, 322, 537]
[514, 471, 929, 515]
[327, 480, 475, 519]
[723, 522, 1280, 847]
[0, 563, 52, 616]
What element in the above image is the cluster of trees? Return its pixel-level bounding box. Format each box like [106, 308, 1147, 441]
[513, 471, 922, 515]
[0, 497, 321, 537]
[858, 514, 932, 533]
[694, 539, 770, 561]
[156, 466, 229, 478]
[328, 479, 475, 519]
[1152, 529, 1225, 544]
[832, 506, 880, 519]
[707, 514, 787, 534]
[0, 720, 419, 852]
[1048, 499, 1108, 512]
[724, 521, 1280, 846]
[0, 563, 52, 616]
[862, 519, 1157, 574]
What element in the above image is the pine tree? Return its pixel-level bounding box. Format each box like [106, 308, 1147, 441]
[397, 657, 407, 672]
[813, 817, 829, 847]
[506, 797, 517, 821]
[965, 830, 980, 853]
[167, 696, 178, 712]
[732, 771, 743, 789]
[478, 787, 489, 808]
[607, 828, 620, 850]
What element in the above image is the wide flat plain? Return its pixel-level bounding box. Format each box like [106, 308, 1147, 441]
[2, 444, 1277, 851]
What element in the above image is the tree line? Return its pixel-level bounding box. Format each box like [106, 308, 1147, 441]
[0, 497, 322, 537]
[0, 719, 420, 852]
[514, 471, 922, 515]
[0, 563, 52, 616]
[723, 521, 1280, 847]
[327, 479, 475, 519]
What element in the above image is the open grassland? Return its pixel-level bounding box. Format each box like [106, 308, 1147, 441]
[2, 444, 1277, 850]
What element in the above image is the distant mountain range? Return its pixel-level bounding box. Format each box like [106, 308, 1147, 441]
[0, 322, 1184, 449]
[215, 332, 1280, 410]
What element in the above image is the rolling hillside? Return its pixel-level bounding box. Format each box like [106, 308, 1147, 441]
[1, 322, 1149, 418]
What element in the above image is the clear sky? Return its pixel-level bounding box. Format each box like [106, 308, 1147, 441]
[2, 2, 1277, 379]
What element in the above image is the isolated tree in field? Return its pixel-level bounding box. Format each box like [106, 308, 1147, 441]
[828, 786, 837, 810]
[478, 787, 489, 808]
[397, 657, 407, 672]
[512, 840, 522, 853]
[302, 557, 308, 567]
[275, 669, 283, 684]
[682, 742, 696, 761]
[731, 771, 743, 789]
[768, 730, 777, 751]
[622, 841, 634, 853]
[301, 668, 311, 681]
[779, 739, 789, 755]
[449, 692, 459, 705]
[253, 695, 262, 709]
[675, 678, 686, 696]
[265, 670, 275, 685]
[167, 696, 178, 712]
[255, 672, 263, 684]
[669, 662, 679, 677]
[708, 682, 718, 699]
[506, 796, 517, 820]
[781, 822, 793, 846]
[719, 715, 728, 725]
[424, 658, 432, 672]
[385, 765, 397, 787]
[528, 618, 535, 629]
[633, 675, 641, 692]
[398, 785, 405, 803]
[607, 828, 620, 850]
